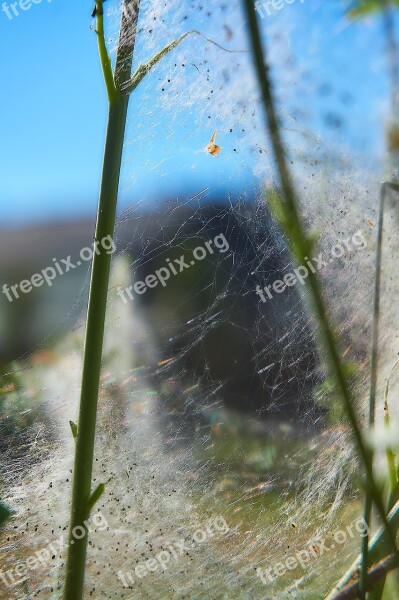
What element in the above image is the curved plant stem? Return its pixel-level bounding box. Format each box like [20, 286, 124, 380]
[241, 0, 399, 590]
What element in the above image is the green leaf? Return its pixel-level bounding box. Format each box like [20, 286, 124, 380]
[87, 477, 112, 512]
[69, 420, 78, 439]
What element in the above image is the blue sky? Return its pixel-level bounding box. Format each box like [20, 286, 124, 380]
[1, 0, 106, 224]
[0, 0, 394, 226]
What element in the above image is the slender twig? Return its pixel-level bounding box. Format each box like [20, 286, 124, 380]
[330, 554, 399, 600]
[359, 183, 387, 598]
[384, 360, 399, 505]
[125, 29, 246, 94]
[324, 183, 399, 600]
[241, 0, 399, 579]
[325, 472, 399, 596]
[361, 182, 399, 599]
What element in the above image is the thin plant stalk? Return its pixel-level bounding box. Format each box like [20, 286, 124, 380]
[326, 500, 399, 600]
[330, 554, 399, 600]
[359, 183, 387, 598]
[63, 2, 140, 598]
[384, 361, 399, 507]
[328, 182, 399, 598]
[241, 0, 399, 585]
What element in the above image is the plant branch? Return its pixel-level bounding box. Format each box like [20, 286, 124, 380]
[325, 182, 399, 600]
[125, 29, 247, 94]
[242, 0, 399, 580]
[329, 554, 399, 600]
[95, 0, 118, 103]
[385, 359, 399, 504]
[325, 498, 399, 599]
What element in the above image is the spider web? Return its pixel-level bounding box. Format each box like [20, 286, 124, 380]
[1, 1, 399, 598]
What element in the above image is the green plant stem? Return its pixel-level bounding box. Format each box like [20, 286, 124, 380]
[241, 0, 399, 583]
[63, 2, 139, 598]
[359, 181, 386, 599]
[384, 396, 399, 510]
[361, 183, 399, 599]
[384, 362, 399, 507]
[325, 500, 399, 599]
[330, 554, 399, 600]
[63, 96, 130, 600]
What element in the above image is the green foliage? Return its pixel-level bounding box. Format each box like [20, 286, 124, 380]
[69, 420, 78, 439]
